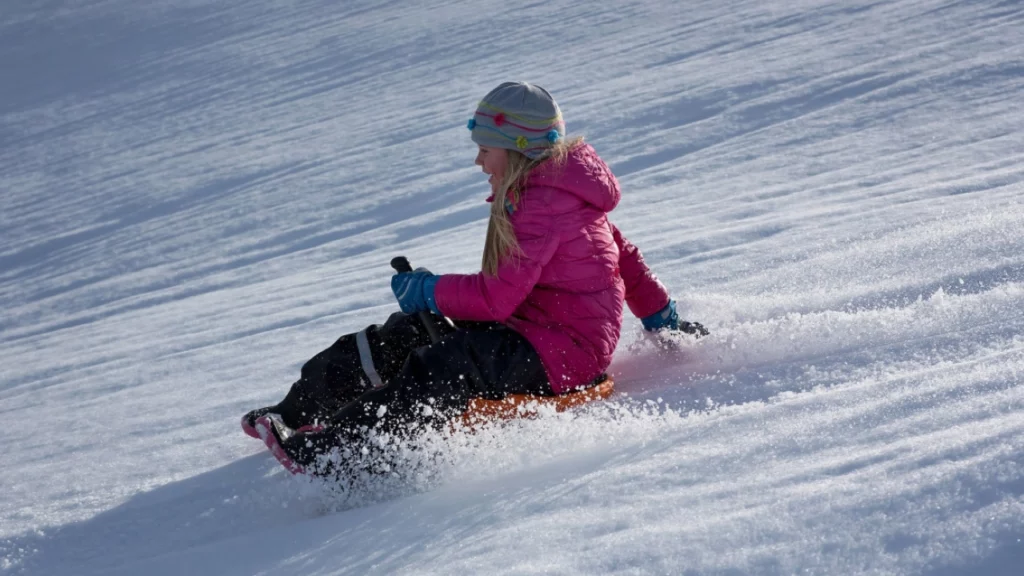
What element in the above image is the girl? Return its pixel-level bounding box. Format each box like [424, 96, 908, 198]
[245, 82, 706, 476]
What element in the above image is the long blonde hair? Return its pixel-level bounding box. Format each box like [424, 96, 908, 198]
[481, 136, 585, 276]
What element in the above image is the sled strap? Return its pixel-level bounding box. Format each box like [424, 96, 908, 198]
[355, 329, 385, 389]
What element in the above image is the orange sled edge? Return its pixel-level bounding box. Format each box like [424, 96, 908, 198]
[461, 376, 615, 428]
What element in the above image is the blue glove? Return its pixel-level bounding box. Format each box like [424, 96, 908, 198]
[642, 299, 709, 337]
[391, 271, 441, 315]
[642, 299, 679, 331]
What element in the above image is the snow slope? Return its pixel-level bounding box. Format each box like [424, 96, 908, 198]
[2, 0, 1023, 573]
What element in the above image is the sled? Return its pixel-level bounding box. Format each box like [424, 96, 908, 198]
[245, 376, 615, 441]
[255, 376, 615, 476]
[460, 374, 614, 428]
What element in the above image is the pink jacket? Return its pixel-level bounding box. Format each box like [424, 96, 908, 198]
[434, 144, 670, 393]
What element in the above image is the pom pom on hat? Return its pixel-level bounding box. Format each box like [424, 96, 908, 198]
[546, 130, 561, 143]
[467, 118, 477, 130]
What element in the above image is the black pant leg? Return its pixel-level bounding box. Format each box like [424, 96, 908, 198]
[273, 312, 444, 429]
[326, 324, 551, 435]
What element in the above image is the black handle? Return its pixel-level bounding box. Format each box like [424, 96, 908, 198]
[390, 256, 413, 274]
[391, 256, 444, 343]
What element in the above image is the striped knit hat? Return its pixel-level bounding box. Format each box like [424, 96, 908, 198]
[466, 82, 565, 159]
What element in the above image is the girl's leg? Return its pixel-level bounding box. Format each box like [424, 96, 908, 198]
[273, 324, 550, 473]
[243, 312, 443, 432]
[331, 323, 550, 432]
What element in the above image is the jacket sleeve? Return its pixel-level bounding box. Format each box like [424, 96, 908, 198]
[611, 222, 671, 318]
[434, 213, 559, 322]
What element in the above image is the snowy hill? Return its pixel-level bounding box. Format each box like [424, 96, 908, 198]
[2, 0, 1023, 573]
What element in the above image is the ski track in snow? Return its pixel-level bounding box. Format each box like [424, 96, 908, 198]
[1, 0, 1023, 574]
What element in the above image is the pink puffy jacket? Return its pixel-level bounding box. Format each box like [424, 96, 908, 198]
[434, 144, 670, 393]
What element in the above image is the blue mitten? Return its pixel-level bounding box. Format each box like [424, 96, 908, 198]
[642, 300, 709, 337]
[391, 271, 440, 315]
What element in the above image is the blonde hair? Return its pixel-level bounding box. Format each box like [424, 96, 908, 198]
[481, 136, 585, 276]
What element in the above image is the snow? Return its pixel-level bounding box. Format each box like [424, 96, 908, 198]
[2, 0, 1023, 573]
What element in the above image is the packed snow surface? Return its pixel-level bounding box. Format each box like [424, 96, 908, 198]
[2, 0, 1023, 574]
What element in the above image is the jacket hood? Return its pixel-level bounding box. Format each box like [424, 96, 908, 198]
[526, 143, 621, 212]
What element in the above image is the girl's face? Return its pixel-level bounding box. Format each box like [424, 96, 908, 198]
[475, 145, 508, 194]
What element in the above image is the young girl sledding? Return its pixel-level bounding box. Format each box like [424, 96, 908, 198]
[242, 82, 707, 477]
